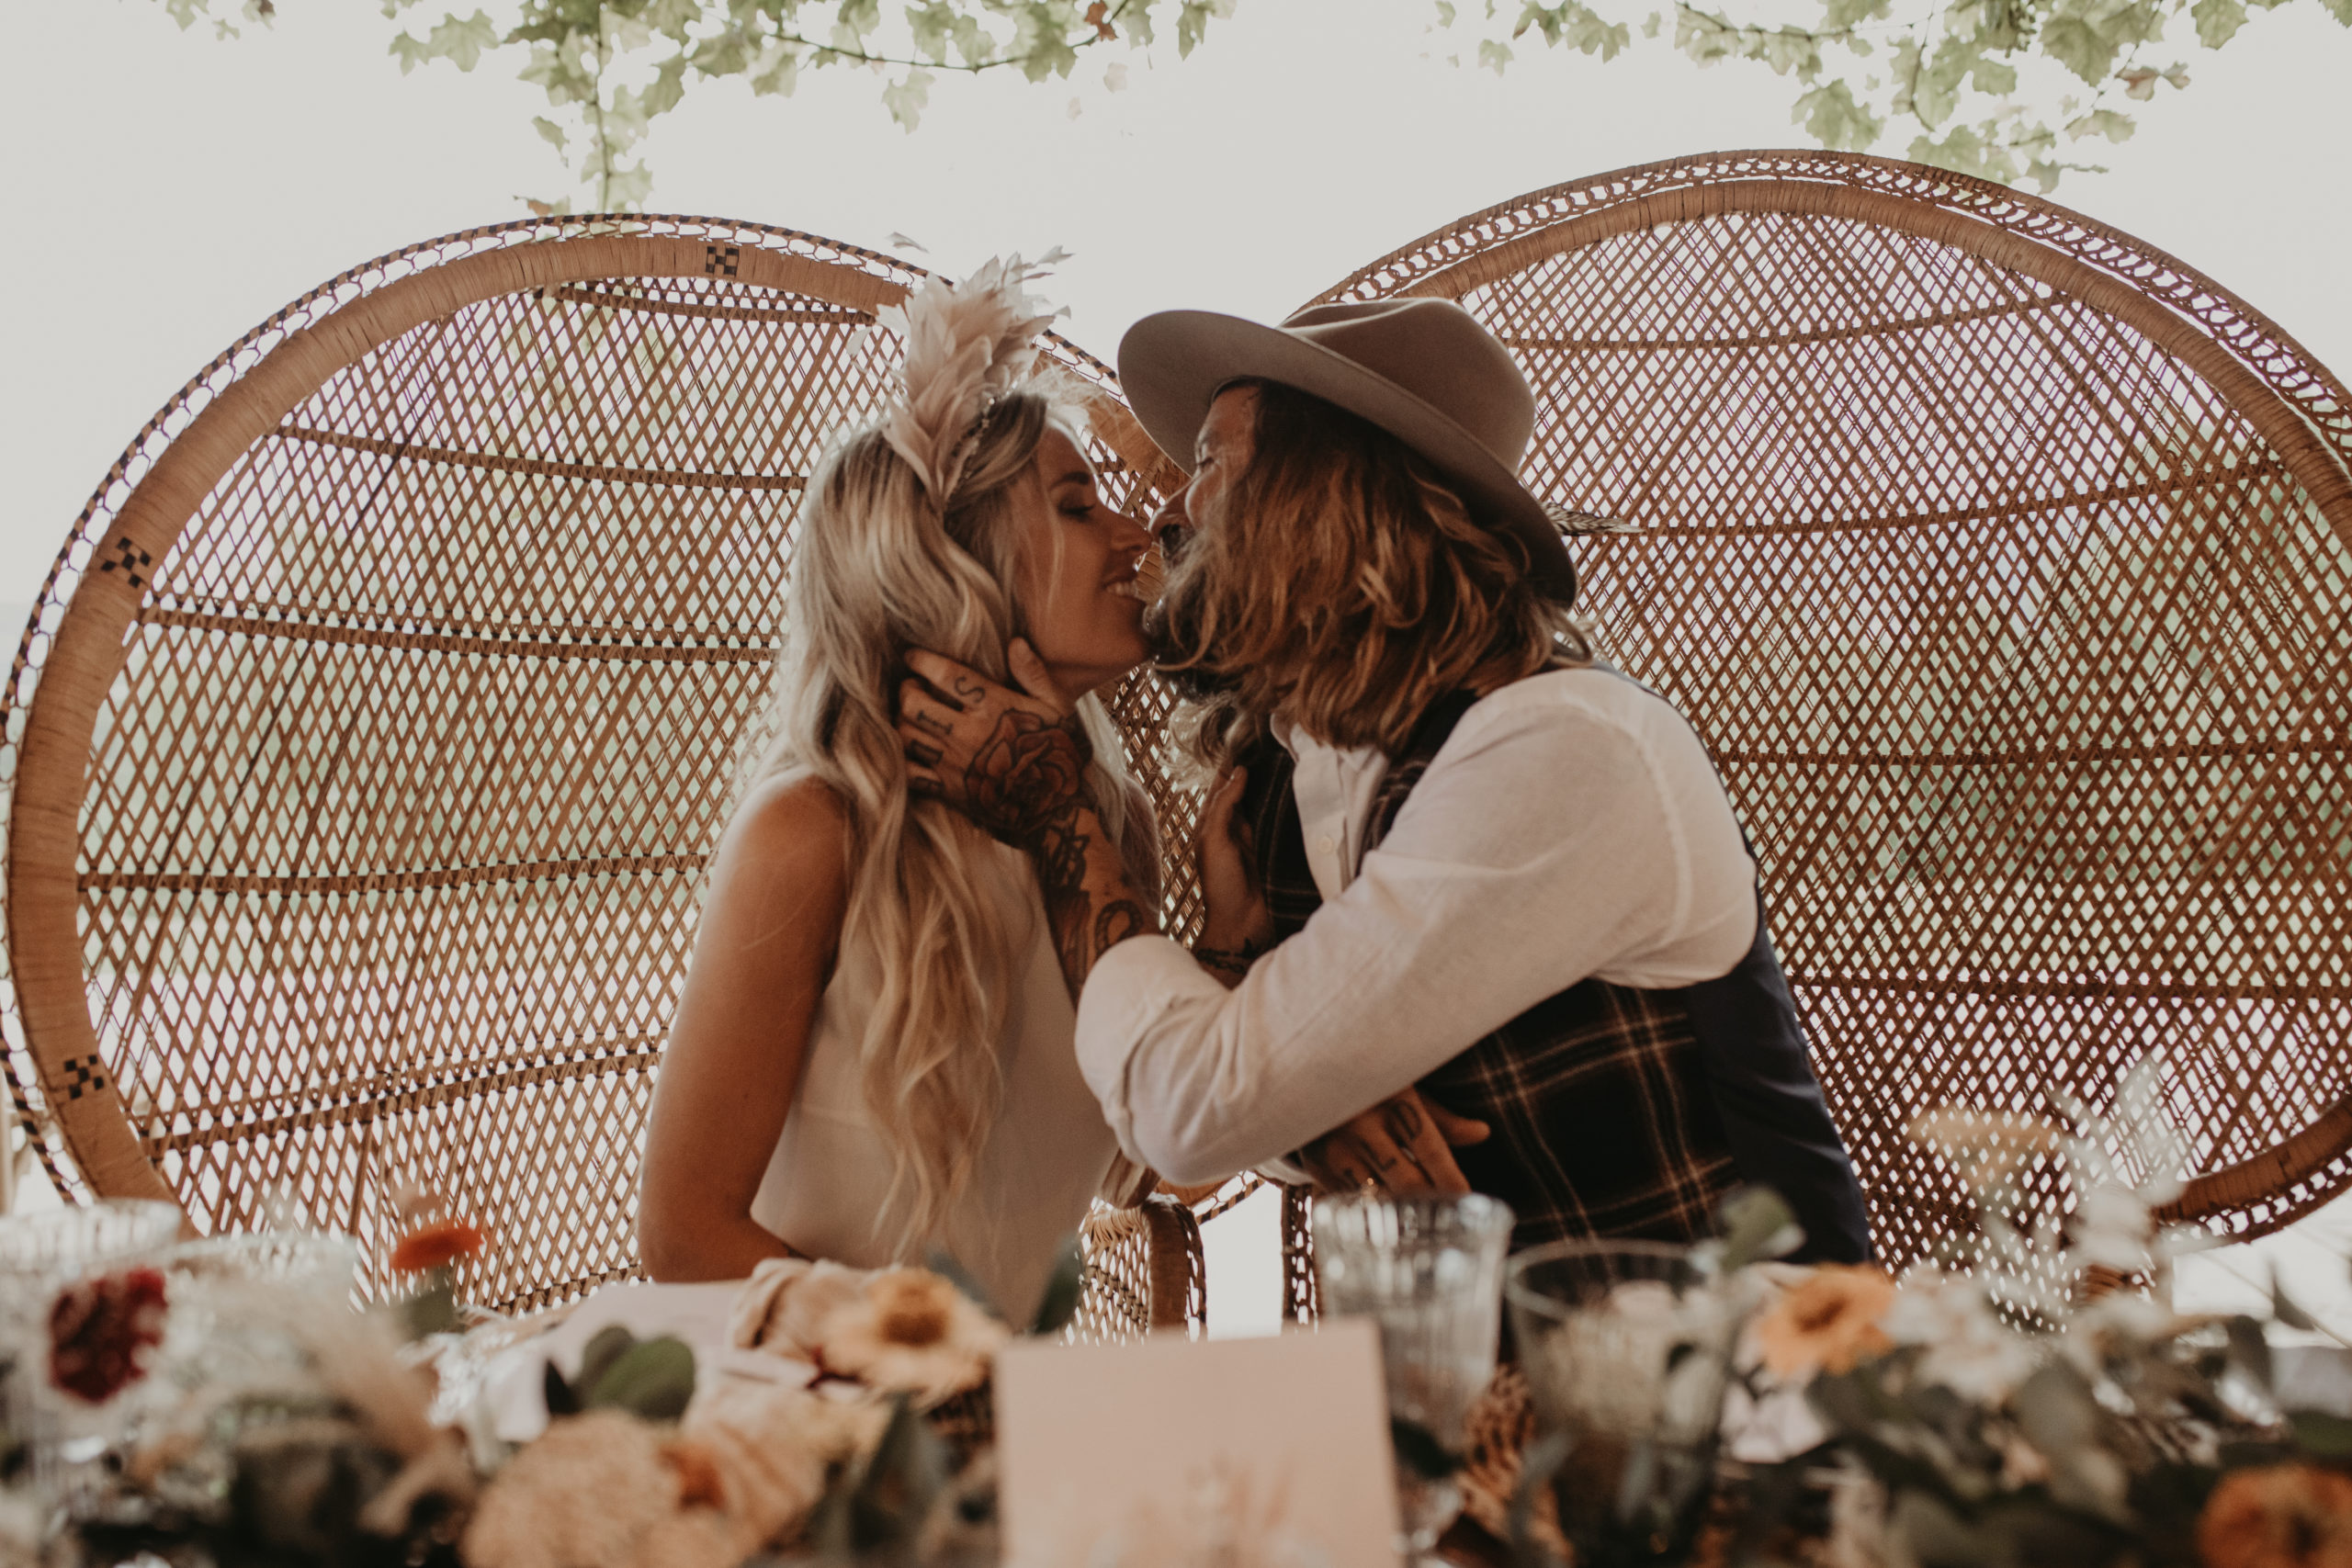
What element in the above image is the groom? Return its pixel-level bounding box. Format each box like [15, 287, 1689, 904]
[897, 298, 1871, 1262]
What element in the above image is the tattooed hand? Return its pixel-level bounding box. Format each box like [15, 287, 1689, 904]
[897, 639, 1156, 1000]
[897, 643, 1092, 849]
[1195, 765, 1275, 961]
[1300, 1088, 1490, 1197]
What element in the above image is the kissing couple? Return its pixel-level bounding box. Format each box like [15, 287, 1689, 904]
[639, 257, 1872, 1323]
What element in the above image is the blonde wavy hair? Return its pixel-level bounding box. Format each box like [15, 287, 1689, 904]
[1151, 379, 1589, 769]
[744, 386, 1146, 1258]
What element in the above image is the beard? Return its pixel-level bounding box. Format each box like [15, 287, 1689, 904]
[1140, 542, 1242, 704]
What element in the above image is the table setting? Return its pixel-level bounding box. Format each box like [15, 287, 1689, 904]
[6, 1066, 2352, 1568]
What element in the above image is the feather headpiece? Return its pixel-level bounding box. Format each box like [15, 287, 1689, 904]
[871, 253, 1067, 506]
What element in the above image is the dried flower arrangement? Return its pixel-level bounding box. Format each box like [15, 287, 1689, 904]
[0, 1192, 1079, 1568]
[1684, 1055, 2352, 1568]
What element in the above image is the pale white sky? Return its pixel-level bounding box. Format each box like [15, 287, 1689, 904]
[5, 0, 2348, 1331]
[6, 0, 2350, 611]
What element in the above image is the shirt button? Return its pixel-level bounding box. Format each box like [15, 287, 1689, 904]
[1315, 833, 1337, 854]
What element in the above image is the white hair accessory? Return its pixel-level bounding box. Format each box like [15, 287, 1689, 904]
[872, 252, 1068, 506]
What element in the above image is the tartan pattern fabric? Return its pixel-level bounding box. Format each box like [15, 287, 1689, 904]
[1236, 695, 1740, 1251]
[1234, 732, 1320, 940]
[1415, 969, 1736, 1249]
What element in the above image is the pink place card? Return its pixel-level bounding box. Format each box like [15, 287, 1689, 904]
[994, 1320, 1404, 1568]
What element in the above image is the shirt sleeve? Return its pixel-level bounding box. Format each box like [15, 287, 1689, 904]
[1072, 678, 1759, 1186]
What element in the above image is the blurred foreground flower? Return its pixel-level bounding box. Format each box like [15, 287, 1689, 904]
[819, 1267, 1009, 1403]
[390, 1217, 485, 1276]
[1755, 1264, 1894, 1381]
[49, 1265, 169, 1403]
[462, 1407, 742, 1568]
[1880, 1269, 2041, 1402]
[2197, 1463, 2352, 1568]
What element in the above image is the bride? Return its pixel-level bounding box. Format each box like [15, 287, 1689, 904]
[637, 260, 1161, 1322]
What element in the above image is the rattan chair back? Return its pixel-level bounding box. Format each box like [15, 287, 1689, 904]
[0, 218, 1198, 1318]
[1304, 151, 2352, 1271]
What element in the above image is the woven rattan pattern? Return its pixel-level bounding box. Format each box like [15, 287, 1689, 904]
[1307, 151, 2352, 1272]
[0, 217, 1200, 1315]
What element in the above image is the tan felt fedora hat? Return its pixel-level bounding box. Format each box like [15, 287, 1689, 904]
[1117, 298, 1577, 603]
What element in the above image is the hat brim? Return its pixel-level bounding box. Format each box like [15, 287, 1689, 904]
[1117, 309, 1577, 603]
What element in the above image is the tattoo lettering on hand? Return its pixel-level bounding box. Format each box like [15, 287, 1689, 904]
[912, 708, 952, 739]
[907, 739, 942, 768]
[951, 673, 987, 705]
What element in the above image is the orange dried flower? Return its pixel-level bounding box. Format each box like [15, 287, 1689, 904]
[1755, 1264, 1897, 1380]
[2198, 1464, 2352, 1568]
[660, 1437, 728, 1511]
[390, 1217, 485, 1275]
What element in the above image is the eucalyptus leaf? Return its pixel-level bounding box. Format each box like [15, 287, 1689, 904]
[2012, 1364, 2131, 1521]
[1390, 1416, 1464, 1480]
[2289, 1408, 2352, 1459]
[2271, 1269, 2321, 1332]
[925, 1247, 1005, 1325]
[1717, 1186, 1803, 1269]
[2223, 1314, 2274, 1393]
[586, 1336, 696, 1422]
[542, 1359, 581, 1419]
[576, 1325, 637, 1395]
[399, 1279, 461, 1340]
[849, 1394, 951, 1550]
[1028, 1235, 1085, 1338]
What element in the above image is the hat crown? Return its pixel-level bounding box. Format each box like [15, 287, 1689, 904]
[1114, 295, 1577, 604]
[1277, 299, 1536, 471]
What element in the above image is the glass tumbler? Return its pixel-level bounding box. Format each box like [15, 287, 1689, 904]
[1504, 1241, 1745, 1567]
[1313, 1192, 1515, 1562]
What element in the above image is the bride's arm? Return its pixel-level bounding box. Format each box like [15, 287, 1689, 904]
[638, 777, 848, 1281]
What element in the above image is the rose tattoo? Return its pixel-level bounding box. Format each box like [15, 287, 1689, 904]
[957, 709, 1093, 848]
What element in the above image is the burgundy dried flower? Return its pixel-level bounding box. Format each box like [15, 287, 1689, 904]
[48, 1265, 169, 1404]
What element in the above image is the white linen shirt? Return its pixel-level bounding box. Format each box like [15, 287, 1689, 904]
[1072, 666, 1762, 1186]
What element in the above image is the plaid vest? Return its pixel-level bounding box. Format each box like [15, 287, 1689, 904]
[1240, 683, 1873, 1264]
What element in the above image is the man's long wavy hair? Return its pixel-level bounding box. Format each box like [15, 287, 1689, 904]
[742, 386, 1144, 1258]
[1151, 379, 1589, 769]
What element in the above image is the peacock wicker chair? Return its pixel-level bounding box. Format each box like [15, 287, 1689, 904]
[0, 216, 1210, 1326]
[1289, 149, 2352, 1278]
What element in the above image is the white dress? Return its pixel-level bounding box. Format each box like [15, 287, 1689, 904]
[748, 837, 1118, 1325]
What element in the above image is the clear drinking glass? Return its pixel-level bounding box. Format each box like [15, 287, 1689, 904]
[1313, 1191, 1515, 1562]
[1504, 1241, 1746, 1568]
[0, 1201, 184, 1279]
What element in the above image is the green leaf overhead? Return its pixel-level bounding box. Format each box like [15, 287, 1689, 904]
[150, 0, 2346, 202]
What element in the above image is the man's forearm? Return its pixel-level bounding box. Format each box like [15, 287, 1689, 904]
[1032, 798, 1157, 1001]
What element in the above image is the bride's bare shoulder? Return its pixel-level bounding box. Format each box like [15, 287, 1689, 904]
[718, 773, 853, 886]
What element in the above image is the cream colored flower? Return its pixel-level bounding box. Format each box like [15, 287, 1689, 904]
[729, 1257, 871, 1362]
[635, 1511, 753, 1568]
[461, 1410, 718, 1568]
[818, 1266, 1009, 1403]
[1754, 1265, 1896, 1381]
[681, 1378, 888, 1548]
[2071, 1182, 2156, 1274]
[1880, 1271, 2040, 1403]
[1521, 1280, 1724, 1441]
